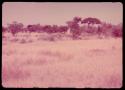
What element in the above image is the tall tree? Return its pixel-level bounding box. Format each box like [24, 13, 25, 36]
[81, 17, 102, 34]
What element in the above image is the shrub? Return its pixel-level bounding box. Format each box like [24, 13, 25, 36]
[10, 38, 19, 42]
[20, 39, 27, 44]
[112, 28, 122, 38]
[48, 35, 55, 41]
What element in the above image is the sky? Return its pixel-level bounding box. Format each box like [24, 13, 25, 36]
[2, 2, 123, 26]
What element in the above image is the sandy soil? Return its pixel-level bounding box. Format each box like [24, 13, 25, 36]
[2, 38, 122, 88]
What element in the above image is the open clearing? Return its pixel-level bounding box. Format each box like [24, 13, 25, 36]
[2, 38, 122, 88]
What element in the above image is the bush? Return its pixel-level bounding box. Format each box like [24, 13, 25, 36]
[112, 29, 122, 38]
[48, 35, 55, 41]
[20, 39, 27, 44]
[10, 38, 19, 42]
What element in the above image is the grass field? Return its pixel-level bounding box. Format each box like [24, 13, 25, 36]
[2, 37, 122, 88]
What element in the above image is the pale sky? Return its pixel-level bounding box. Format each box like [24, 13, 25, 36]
[2, 2, 123, 26]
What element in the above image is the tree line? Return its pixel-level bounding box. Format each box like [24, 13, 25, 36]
[2, 17, 122, 39]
